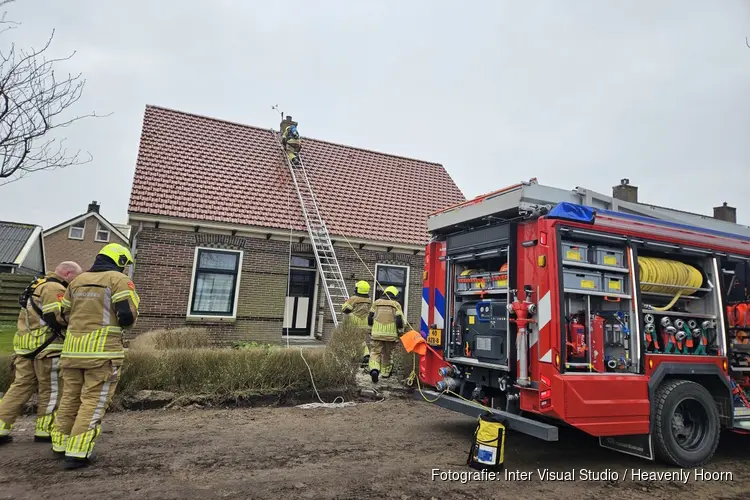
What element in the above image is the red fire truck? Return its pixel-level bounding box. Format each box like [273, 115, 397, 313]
[418, 179, 750, 468]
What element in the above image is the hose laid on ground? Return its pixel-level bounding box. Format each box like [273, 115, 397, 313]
[638, 257, 703, 312]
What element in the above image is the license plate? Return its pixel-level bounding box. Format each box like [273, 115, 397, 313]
[426, 328, 442, 346]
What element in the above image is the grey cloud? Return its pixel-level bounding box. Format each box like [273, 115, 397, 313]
[0, 0, 748, 228]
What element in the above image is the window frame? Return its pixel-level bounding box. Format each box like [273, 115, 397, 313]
[373, 263, 410, 317]
[94, 222, 110, 243]
[68, 220, 85, 240]
[186, 247, 244, 320]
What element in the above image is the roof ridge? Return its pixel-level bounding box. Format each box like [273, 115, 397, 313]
[0, 220, 39, 228]
[145, 104, 445, 167]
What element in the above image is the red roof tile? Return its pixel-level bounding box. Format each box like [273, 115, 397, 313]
[128, 106, 466, 246]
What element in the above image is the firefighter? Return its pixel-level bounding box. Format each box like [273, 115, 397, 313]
[341, 280, 372, 365]
[0, 262, 82, 445]
[367, 286, 406, 383]
[282, 122, 301, 165]
[50, 243, 139, 469]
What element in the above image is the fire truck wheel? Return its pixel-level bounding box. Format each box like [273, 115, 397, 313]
[653, 379, 720, 468]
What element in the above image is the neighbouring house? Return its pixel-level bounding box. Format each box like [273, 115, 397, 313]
[0, 221, 45, 275]
[0, 221, 46, 321]
[43, 201, 131, 271]
[127, 105, 466, 345]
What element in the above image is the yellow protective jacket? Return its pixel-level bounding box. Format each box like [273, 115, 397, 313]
[60, 269, 140, 368]
[368, 298, 405, 341]
[13, 272, 68, 358]
[341, 296, 371, 328]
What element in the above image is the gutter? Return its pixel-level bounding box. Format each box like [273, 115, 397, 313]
[128, 222, 143, 279]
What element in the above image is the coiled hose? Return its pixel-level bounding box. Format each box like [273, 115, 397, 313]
[638, 256, 703, 311]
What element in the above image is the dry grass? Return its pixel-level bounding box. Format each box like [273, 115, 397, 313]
[117, 324, 364, 404]
[0, 325, 380, 404]
[128, 327, 213, 350]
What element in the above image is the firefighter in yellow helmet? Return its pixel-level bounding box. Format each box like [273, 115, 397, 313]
[367, 285, 406, 383]
[0, 261, 82, 446]
[281, 122, 301, 166]
[50, 243, 140, 469]
[341, 280, 372, 365]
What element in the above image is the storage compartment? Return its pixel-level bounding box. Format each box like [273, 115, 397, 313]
[603, 273, 625, 294]
[562, 242, 590, 263]
[447, 247, 511, 366]
[562, 293, 635, 374]
[454, 257, 509, 294]
[452, 299, 508, 365]
[563, 269, 602, 292]
[594, 246, 625, 268]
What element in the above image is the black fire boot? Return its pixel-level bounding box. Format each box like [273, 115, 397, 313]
[370, 369, 379, 384]
[34, 435, 52, 443]
[0, 435, 12, 446]
[63, 454, 95, 470]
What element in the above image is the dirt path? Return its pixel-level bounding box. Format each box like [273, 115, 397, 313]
[0, 398, 748, 500]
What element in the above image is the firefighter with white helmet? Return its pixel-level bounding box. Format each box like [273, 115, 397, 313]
[0, 261, 82, 446]
[50, 243, 140, 469]
[367, 285, 406, 383]
[341, 280, 372, 364]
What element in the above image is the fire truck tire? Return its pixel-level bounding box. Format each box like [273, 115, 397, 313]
[653, 379, 720, 468]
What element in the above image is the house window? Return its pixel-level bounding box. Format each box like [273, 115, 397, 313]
[95, 223, 110, 243]
[373, 263, 410, 315]
[68, 220, 85, 240]
[188, 248, 243, 317]
[290, 255, 315, 269]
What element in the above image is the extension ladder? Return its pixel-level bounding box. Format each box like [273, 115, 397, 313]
[276, 135, 349, 328]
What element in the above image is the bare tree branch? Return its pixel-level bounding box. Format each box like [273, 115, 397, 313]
[0, 1, 108, 184]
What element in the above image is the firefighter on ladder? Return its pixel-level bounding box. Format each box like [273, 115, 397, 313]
[341, 280, 372, 366]
[50, 243, 139, 469]
[0, 262, 82, 446]
[281, 122, 301, 166]
[367, 286, 406, 383]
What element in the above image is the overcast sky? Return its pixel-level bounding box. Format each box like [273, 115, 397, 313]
[1, 0, 749, 229]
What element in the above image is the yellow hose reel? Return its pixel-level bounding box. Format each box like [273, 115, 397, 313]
[638, 257, 703, 311]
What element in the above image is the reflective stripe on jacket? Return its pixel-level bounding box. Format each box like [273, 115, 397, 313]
[370, 298, 405, 341]
[61, 270, 139, 363]
[13, 273, 67, 357]
[342, 296, 371, 328]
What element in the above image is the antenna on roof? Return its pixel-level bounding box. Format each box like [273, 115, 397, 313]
[271, 104, 284, 120]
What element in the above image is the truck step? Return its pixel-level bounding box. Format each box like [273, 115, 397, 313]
[733, 406, 750, 430]
[417, 389, 558, 441]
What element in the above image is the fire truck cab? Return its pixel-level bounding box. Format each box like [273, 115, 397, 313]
[419, 179, 750, 468]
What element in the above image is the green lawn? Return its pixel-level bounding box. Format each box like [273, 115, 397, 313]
[0, 322, 14, 354]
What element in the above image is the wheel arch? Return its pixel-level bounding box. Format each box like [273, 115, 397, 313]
[648, 362, 733, 430]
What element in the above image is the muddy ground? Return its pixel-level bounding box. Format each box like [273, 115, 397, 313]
[0, 396, 748, 500]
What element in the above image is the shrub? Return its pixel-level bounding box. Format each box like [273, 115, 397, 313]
[129, 327, 212, 350]
[0, 325, 369, 405]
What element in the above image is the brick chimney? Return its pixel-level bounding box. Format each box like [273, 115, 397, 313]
[713, 202, 737, 223]
[279, 114, 297, 133]
[612, 178, 638, 203]
[87, 201, 100, 214]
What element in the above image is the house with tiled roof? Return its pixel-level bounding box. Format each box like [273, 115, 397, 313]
[43, 201, 131, 272]
[127, 105, 465, 344]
